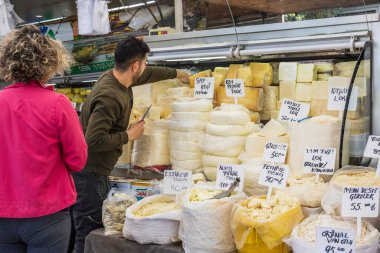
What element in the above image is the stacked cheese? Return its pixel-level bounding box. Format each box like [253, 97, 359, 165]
[200, 104, 259, 181]
[168, 98, 213, 173]
[156, 86, 191, 118]
[261, 86, 279, 121]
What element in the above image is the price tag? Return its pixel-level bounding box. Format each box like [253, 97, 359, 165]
[163, 170, 192, 195]
[71, 102, 77, 109]
[328, 86, 358, 111]
[364, 135, 380, 158]
[303, 148, 336, 175]
[341, 187, 379, 218]
[258, 163, 289, 190]
[263, 142, 288, 164]
[216, 164, 245, 192]
[194, 77, 214, 98]
[225, 79, 245, 98]
[278, 99, 310, 122]
[316, 227, 356, 253]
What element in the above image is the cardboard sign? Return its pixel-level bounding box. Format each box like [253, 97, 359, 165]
[194, 77, 214, 98]
[316, 227, 356, 253]
[341, 187, 380, 218]
[278, 99, 310, 122]
[263, 142, 288, 164]
[328, 86, 358, 111]
[259, 163, 289, 190]
[163, 170, 192, 194]
[364, 135, 380, 159]
[216, 164, 245, 192]
[304, 148, 336, 175]
[225, 79, 245, 98]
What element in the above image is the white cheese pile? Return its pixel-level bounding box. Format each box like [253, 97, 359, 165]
[189, 188, 223, 202]
[133, 201, 180, 217]
[333, 170, 380, 187]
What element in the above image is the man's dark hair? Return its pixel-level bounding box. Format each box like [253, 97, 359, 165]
[114, 36, 150, 71]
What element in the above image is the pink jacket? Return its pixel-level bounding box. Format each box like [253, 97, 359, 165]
[0, 82, 88, 218]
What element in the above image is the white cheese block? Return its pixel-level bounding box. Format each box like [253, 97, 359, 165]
[169, 130, 204, 143]
[171, 98, 213, 113]
[169, 141, 200, 152]
[205, 122, 260, 136]
[170, 150, 203, 161]
[295, 83, 313, 102]
[311, 81, 328, 99]
[279, 81, 296, 100]
[263, 97, 277, 111]
[171, 159, 202, 172]
[210, 109, 251, 125]
[199, 134, 245, 157]
[167, 120, 206, 131]
[297, 64, 317, 82]
[279, 62, 298, 81]
[170, 112, 210, 122]
[258, 119, 287, 137]
[202, 155, 240, 167]
[203, 167, 217, 181]
[263, 86, 279, 98]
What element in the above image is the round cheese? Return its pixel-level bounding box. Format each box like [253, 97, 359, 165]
[171, 159, 202, 172]
[210, 109, 251, 125]
[169, 141, 200, 152]
[171, 112, 210, 122]
[202, 154, 240, 167]
[169, 130, 204, 143]
[167, 120, 206, 131]
[206, 122, 260, 136]
[171, 150, 203, 161]
[200, 134, 245, 157]
[171, 98, 213, 112]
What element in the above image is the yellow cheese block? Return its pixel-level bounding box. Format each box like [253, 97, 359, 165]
[263, 86, 279, 98]
[312, 81, 328, 99]
[297, 64, 317, 82]
[251, 112, 261, 124]
[214, 67, 229, 76]
[237, 66, 252, 87]
[213, 67, 228, 88]
[279, 81, 296, 100]
[250, 63, 273, 87]
[189, 70, 212, 88]
[295, 83, 313, 102]
[226, 64, 243, 79]
[216, 86, 264, 111]
[270, 62, 280, 85]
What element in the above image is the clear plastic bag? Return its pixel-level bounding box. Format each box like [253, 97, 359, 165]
[102, 188, 137, 236]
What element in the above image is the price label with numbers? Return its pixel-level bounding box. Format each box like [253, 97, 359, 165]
[303, 148, 336, 175]
[263, 142, 288, 164]
[278, 99, 310, 122]
[316, 227, 355, 253]
[216, 164, 244, 192]
[163, 170, 192, 195]
[364, 135, 380, 159]
[328, 86, 358, 111]
[225, 79, 245, 98]
[258, 163, 289, 189]
[341, 187, 379, 218]
[194, 77, 214, 98]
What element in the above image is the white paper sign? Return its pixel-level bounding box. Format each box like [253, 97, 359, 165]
[341, 187, 380, 218]
[328, 86, 358, 111]
[364, 135, 380, 159]
[194, 77, 214, 98]
[303, 148, 337, 175]
[163, 170, 192, 194]
[278, 99, 310, 122]
[225, 79, 245, 98]
[259, 163, 289, 190]
[263, 142, 288, 164]
[316, 227, 356, 253]
[216, 164, 245, 192]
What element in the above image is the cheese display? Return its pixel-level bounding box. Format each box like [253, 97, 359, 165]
[226, 64, 243, 79]
[189, 69, 212, 88]
[206, 122, 260, 136]
[296, 64, 317, 82]
[250, 63, 273, 87]
[131, 120, 170, 168]
[295, 83, 313, 102]
[213, 67, 228, 87]
[285, 175, 328, 208]
[216, 86, 264, 111]
[236, 66, 252, 87]
[200, 134, 246, 157]
[210, 108, 251, 125]
[279, 81, 296, 100]
[231, 192, 303, 252]
[123, 195, 182, 245]
[279, 62, 298, 81]
[180, 188, 246, 253]
[311, 81, 328, 99]
[102, 189, 138, 236]
[284, 214, 380, 253]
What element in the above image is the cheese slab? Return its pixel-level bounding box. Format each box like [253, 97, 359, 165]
[250, 63, 273, 87]
[297, 64, 317, 82]
[279, 62, 298, 81]
[279, 81, 296, 100]
[295, 83, 313, 102]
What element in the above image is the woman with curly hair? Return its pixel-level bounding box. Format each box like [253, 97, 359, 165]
[0, 25, 88, 253]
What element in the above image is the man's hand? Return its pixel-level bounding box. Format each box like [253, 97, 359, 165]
[127, 121, 145, 141]
[176, 69, 190, 83]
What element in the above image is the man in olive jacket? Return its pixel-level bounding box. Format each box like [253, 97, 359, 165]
[72, 37, 188, 253]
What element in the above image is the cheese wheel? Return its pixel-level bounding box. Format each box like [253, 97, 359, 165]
[203, 167, 217, 181]
[167, 120, 206, 131]
[210, 109, 251, 125]
[202, 154, 240, 167]
[236, 66, 252, 87]
[169, 141, 200, 152]
[200, 134, 245, 157]
[250, 63, 273, 87]
[171, 98, 213, 112]
[226, 64, 243, 79]
[206, 122, 260, 136]
[170, 112, 210, 122]
[171, 159, 202, 172]
[169, 130, 204, 142]
[216, 86, 264, 111]
[171, 150, 203, 161]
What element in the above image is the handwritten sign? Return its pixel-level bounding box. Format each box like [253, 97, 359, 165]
[364, 135, 380, 158]
[216, 164, 244, 192]
[341, 187, 379, 218]
[194, 77, 214, 98]
[259, 163, 289, 189]
[328, 86, 358, 111]
[263, 142, 288, 164]
[163, 170, 192, 194]
[303, 148, 336, 175]
[278, 99, 310, 122]
[316, 227, 356, 253]
[225, 79, 245, 98]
